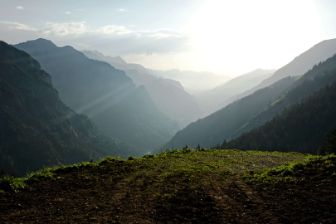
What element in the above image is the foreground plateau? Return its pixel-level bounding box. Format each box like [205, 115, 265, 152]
[1, 149, 335, 223]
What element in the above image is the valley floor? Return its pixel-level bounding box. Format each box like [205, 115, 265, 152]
[0, 149, 335, 223]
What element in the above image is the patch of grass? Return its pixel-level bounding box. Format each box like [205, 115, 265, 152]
[0, 175, 26, 192]
[0, 149, 308, 193]
[153, 149, 306, 176]
[0, 158, 123, 192]
[246, 154, 336, 184]
[116, 148, 308, 196]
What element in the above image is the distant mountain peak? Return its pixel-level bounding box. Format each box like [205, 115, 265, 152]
[256, 38, 336, 88]
[250, 68, 275, 74]
[20, 38, 57, 49]
[111, 55, 126, 64]
[83, 50, 127, 65]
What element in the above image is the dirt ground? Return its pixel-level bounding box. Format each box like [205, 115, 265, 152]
[1, 153, 335, 223]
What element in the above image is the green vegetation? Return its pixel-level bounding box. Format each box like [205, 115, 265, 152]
[247, 154, 336, 184]
[0, 158, 117, 192]
[0, 149, 306, 193]
[151, 149, 305, 177]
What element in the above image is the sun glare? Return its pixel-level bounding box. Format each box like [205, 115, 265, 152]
[184, 0, 323, 75]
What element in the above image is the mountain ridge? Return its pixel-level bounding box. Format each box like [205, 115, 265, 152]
[16, 39, 178, 152]
[83, 50, 201, 127]
[165, 39, 336, 149]
[196, 69, 274, 115]
[0, 41, 125, 175]
[254, 38, 336, 90]
[224, 58, 336, 152]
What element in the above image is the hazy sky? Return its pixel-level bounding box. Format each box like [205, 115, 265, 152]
[0, 0, 336, 76]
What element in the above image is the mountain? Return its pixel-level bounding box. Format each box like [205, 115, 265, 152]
[16, 39, 178, 152]
[225, 81, 336, 153]
[224, 63, 336, 153]
[253, 38, 336, 90]
[196, 69, 274, 115]
[83, 50, 148, 74]
[165, 77, 295, 148]
[227, 54, 336, 141]
[166, 50, 336, 149]
[83, 50, 201, 127]
[16, 39, 133, 114]
[0, 41, 124, 175]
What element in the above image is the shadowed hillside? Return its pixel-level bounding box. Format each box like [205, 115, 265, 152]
[224, 77, 336, 153]
[166, 51, 336, 149]
[0, 41, 125, 175]
[166, 77, 295, 148]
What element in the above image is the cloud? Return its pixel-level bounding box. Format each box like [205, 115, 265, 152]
[117, 8, 126, 12]
[142, 29, 184, 39]
[16, 6, 24, 10]
[41, 22, 188, 55]
[91, 28, 188, 55]
[97, 25, 132, 35]
[0, 21, 36, 31]
[65, 11, 72, 15]
[43, 21, 88, 36]
[0, 20, 188, 55]
[0, 21, 40, 44]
